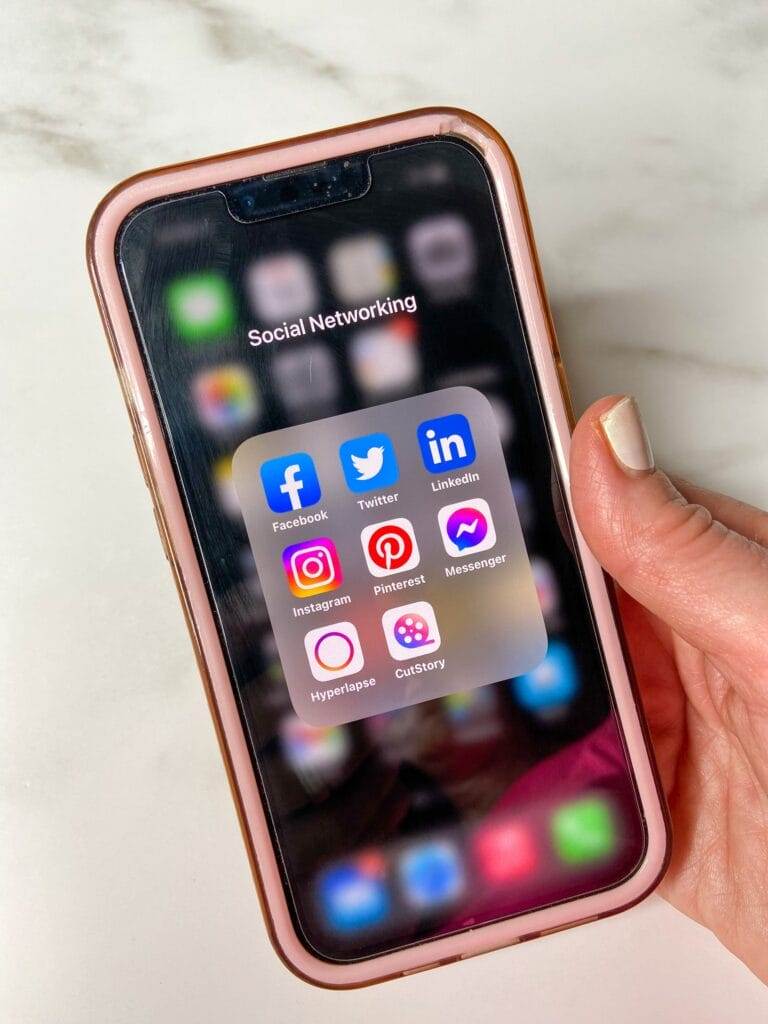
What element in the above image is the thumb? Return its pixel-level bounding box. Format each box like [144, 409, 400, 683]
[570, 395, 768, 683]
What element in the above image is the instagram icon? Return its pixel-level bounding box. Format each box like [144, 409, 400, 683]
[283, 538, 343, 598]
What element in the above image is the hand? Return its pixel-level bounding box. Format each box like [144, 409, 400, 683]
[569, 395, 768, 983]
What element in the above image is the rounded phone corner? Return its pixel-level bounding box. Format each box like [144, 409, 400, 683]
[598, 779, 672, 926]
[86, 168, 160, 282]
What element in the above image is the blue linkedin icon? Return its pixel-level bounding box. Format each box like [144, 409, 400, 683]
[417, 413, 476, 473]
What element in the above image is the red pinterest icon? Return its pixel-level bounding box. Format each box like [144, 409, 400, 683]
[361, 518, 421, 577]
[368, 524, 413, 570]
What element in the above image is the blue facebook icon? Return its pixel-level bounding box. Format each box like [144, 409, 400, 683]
[260, 452, 321, 513]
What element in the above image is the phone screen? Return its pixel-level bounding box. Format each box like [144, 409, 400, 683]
[118, 139, 647, 961]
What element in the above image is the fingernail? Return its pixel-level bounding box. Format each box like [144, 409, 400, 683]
[599, 396, 654, 474]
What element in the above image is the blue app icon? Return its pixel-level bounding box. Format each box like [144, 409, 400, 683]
[417, 413, 476, 473]
[510, 641, 579, 711]
[339, 432, 399, 493]
[399, 840, 464, 909]
[260, 452, 321, 513]
[318, 856, 391, 933]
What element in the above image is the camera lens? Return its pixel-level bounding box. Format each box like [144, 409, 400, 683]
[240, 193, 256, 213]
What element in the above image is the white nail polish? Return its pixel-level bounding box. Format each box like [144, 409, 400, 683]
[599, 396, 654, 474]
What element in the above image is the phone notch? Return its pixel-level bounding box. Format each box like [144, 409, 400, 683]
[221, 155, 371, 223]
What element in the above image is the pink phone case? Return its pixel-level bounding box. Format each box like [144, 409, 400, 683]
[87, 108, 670, 988]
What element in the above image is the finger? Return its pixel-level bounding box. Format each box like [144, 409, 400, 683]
[570, 395, 768, 687]
[671, 477, 768, 548]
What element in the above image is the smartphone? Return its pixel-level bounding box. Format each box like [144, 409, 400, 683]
[88, 108, 669, 987]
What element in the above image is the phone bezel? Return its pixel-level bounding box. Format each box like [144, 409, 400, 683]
[87, 107, 670, 988]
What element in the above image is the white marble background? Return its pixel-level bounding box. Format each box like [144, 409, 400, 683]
[2, 2, 767, 1022]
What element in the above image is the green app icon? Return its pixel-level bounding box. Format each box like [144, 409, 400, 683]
[551, 796, 615, 865]
[167, 272, 236, 342]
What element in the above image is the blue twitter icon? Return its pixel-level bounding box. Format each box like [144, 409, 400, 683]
[339, 432, 399, 493]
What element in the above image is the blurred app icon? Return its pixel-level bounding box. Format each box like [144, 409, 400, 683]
[485, 394, 515, 446]
[473, 818, 538, 883]
[406, 214, 476, 300]
[510, 640, 579, 712]
[364, 704, 424, 766]
[304, 622, 364, 682]
[399, 839, 464, 909]
[328, 234, 396, 303]
[279, 714, 350, 783]
[156, 219, 208, 246]
[510, 478, 534, 534]
[318, 852, 391, 932]
[340, 432, 399, 493]
[405, 160, 450, 188]
[531, 557, 560, 621]
[167, 272, 236, 342]
[246, 253, 317, 322]
[272, 344, 339, 421]
[212, 455, 241, 519]
[435, 364, 500, 391]
[438, 498, 496, 557]
[551, 796, 616, 865]
[259, 633, 282, 684]
[350, 315, 419, 397]
[192, 364, 259, 433]
[443, 690, 490, 724]
[442, 687, 500, 743]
